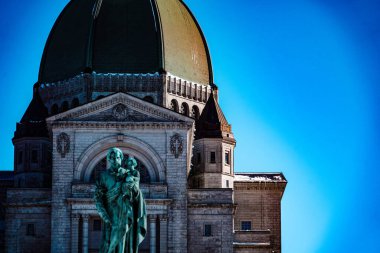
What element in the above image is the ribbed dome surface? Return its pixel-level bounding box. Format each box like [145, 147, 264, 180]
[39, 0, 213, 85]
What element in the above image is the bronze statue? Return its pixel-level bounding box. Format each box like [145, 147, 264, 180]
[94, 147, 147, 253]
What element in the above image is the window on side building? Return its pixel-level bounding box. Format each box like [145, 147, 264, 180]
[26, 224, 35, 236]
[204, 224, 212, 237]
[241, 221, 252, 231]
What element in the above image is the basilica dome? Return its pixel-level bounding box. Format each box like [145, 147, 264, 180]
[39, 0, 213, 85]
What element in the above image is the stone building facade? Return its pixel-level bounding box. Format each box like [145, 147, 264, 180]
[0, 0, 287, 252]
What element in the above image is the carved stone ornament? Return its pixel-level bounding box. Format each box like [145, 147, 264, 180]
[170, 133, 183, 158]
[112, 104, 128, 120]
[57, 132, 70, 158]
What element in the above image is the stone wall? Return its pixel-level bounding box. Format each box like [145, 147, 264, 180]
[0, 172, 13, 253]
[187, 189, 234, 253]
[233, 179, 286, 253]
[5, 189, 51, 253]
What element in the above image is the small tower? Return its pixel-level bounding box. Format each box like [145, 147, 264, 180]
[12, 85, 52, 188]
[190, 89, 236, 188]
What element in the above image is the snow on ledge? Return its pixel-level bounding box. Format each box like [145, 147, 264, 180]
[234, 173, 285, 182]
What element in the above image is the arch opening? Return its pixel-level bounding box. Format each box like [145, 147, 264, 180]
[75, 136, 165, 183]
[71, 97, 79, 108]
[170, 99, 179, 112]
[90, 154, 151, 183]
[61, 101, 69, 112]
[192, 105, 200, 119]
[181, 102, 189, 116]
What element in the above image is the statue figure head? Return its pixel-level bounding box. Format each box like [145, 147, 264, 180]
[107, 147, 124, 170]
[126, 157, 137, 170]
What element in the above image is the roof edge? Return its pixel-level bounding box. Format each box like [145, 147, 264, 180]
[179, 0, 214, 85]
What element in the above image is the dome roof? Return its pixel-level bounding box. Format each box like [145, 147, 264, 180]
[39, 0, 213, 85]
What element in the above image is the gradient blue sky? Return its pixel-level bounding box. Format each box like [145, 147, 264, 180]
[0, 0, 379, 252]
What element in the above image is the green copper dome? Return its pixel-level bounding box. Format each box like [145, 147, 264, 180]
[39, 0, 213, 85]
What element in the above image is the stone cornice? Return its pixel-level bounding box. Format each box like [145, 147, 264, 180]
[233, 242, 271, 248]
[6, 200, 51, 208]
[12, 137, 51, 144]
[67, 198, 172, 206]
[187, 203, 236, 209]
[50, 121, 193, 130]
[234, 182, 287, 192]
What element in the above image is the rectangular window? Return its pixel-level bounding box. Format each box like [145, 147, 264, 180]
[17, 151, 23, 165]
[204, 224, 212, 237]
[93, 219, 101, 231]
[225, 151, 230, 165]
[241, 221, 252, 231]
[197, 153, 201, 165]
[31, 150, 38, 164]
[26, 224, 35, 236]
[226, 180, 229, 188]
[210, 152, 216, 164]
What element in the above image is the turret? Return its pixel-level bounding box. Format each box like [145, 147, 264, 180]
[12, 84, 52, 188]
[190, 90, 236, 188]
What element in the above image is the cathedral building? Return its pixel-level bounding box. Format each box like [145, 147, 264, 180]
[1, 0, 287, 252]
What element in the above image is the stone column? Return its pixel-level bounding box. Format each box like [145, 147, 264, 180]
[71, 214, 80, 253]
[159, 215, 168, 253]
[82, 214, 89, 253]
[149, 215, 157, 253]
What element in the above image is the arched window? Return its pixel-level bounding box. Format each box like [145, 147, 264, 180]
[61, 101, 69, 112]
[71, 98, 79, 108]
[51, 104, 59, 115]
[192, 105, 200, 119]
[181, 102, 189, 116]
[170, 99, 179, 112]
[143, 96, 154, 103]
[90, 155, 151, 184]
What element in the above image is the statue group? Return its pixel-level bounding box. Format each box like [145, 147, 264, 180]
[94, 147, 147, 253]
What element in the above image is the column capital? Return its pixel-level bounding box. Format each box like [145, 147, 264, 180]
[71, 213, 80, 221]
[82, 214, 90, 221]
[158, 214, 168, 221]
[148, 214, 157, 221]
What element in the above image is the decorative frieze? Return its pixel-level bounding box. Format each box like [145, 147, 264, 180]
[51, 121, 192, 130]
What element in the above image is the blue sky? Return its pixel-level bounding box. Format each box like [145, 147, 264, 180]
[1, 0, 379, 252]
